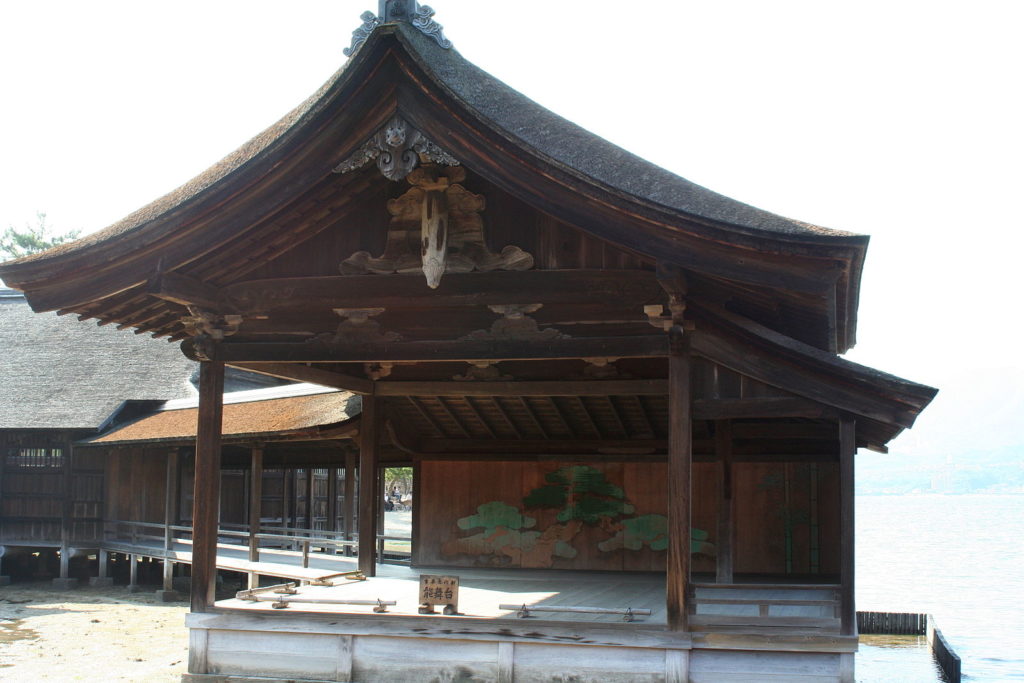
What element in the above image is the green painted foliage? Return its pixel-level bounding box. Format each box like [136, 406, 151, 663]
[457, 501, 536, 534]
[523, 465, 633, 524]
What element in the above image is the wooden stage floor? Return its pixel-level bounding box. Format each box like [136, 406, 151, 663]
[220, 564, 670, 625]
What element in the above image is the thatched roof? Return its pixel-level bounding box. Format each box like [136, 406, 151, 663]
[0, 289, 283, 430]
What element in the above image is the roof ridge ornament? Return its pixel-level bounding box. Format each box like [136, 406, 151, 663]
[344, 0, 452, 57]
[333, 114, 459, 182]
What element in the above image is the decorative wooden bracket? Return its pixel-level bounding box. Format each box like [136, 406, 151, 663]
[340, 165, 533, 288]
[453, 360, 512, 382]
[309, 308, 401, 346]
[333, 115, 459, 181]
[181, 307, 244, 341]
[364, 362, 394, 380]
[461, 304, 567, 342]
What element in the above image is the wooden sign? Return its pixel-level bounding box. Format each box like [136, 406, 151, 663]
[418, 574, 459, 614]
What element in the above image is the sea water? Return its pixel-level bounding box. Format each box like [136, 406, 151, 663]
[856, 494, 1024, 682]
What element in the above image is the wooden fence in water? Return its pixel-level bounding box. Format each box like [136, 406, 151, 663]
[857, 611, 961, 683]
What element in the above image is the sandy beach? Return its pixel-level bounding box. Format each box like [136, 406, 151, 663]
[0, 582, 189, 682]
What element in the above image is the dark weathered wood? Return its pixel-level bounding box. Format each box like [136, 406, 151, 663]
[715, 420, 734, 584]
[248, 448, 263, 564]
[220, 270, 662, 314]
[358, 396, 380, 576]
[667, 326, 691, 631]
[692, 397, 832, 420]
[228, 362, 373, 394]
[344, 451, 356, 558]
[839, 415, 856, 635]
[147, 270, 221, 311]
[191, 360, 225, 613]
[412, 438, 666, 454]
[327, 466, 338, 533]
[306, 466, 316, 528]
[374, 379, 668, 397]
[59, 436, 73, 580]
[187, 335, 669, 364]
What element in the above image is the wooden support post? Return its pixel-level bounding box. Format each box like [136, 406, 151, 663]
[715, 420, 734, 584]
[59, 438, 73, 582]
[667, 325, 692, 631]
[97, 549, 108, 579]
[358, 396, 380, 576]
[247, 447, 263, 589]
[327, 466, 339, 537]
[129, 553, 138, 589]
[344, 451, 356, 557]
[306, 466, 316, 530]
[163, 555, 174, 592]
[190, 360, 225, 613]
[164, 450, 179, 553]
[839, 415, 857, 635]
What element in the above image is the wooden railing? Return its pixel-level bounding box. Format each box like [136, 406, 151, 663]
[100, 519, 411, 567]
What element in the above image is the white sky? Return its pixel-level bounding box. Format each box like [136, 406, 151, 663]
[1, 1, 1022, 456]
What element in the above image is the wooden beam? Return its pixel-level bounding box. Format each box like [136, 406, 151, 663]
[148, 270, 222, 311]
[667, 325, 692, 631]
[358, 396, 380, 576]
[413, 438, 667, 454]
[839, 415, 856, 635]
[715, 421, 734, 584]
[692, 397, 833, 420]
[228, 362, 373, 394]
[374, 379, 668, 397]
[191, 360, 224, 613]
[188, 335, 668, 364]
[220, 270, 662, 314]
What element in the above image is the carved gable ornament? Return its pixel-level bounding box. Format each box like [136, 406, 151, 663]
[340, 165, 534, 288]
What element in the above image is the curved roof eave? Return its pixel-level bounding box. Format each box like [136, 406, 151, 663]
[0, 23, 865, 346]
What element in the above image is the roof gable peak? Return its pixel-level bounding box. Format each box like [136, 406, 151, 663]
[345, 1, 451, 57]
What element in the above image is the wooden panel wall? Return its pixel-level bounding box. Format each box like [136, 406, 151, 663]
[0, 431, 103, 544]
[104, 449, 167, 524]
[417, 460, 716, 572]
[733, 461, 839, 577]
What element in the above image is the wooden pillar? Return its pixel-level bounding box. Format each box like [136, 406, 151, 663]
[306, 467, 316, 530]
[190, 360, 224, 613]
[247, 447, 264, 589]
[667, 325, 692, 631]
[839, 415, 856, 635]
[59, 437, 73, 580]
[327, 467, 339, 534]
[163, 449, 180, 593]
[358, 396, 380, 576]
[715, 420, 734, 584]
[344, 450, 357, 557]
[129, 553, 138, 589]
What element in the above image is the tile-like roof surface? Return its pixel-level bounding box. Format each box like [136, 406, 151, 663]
[0, 290, 198, 430]
[84, 389, 358, 445]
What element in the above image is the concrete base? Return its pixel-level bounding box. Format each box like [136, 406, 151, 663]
[51, 577, 79, 589]
[0, 576, 11, 586]
[155, 589, 180, 602]
[89, 576, 114, 587]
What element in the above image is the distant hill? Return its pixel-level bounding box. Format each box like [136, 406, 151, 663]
[857, 366, 1024, 494]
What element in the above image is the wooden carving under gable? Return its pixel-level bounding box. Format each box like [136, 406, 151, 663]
[340, 165, 533, 288]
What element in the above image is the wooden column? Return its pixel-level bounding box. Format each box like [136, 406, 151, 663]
[667, 325, 692, 631]
[58, 437, 73, 581]
[190, 360, 224, 613]
[327, 467, 339, 535]
[839, 415, 856, 635]
[358, 396, 380, 576]
[306, 467, 316, 529]
[715, 420, 734, 584]
[163, 449, 180, 592]
[247, 447, 264, 589]
[344, 451, 356, 557]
